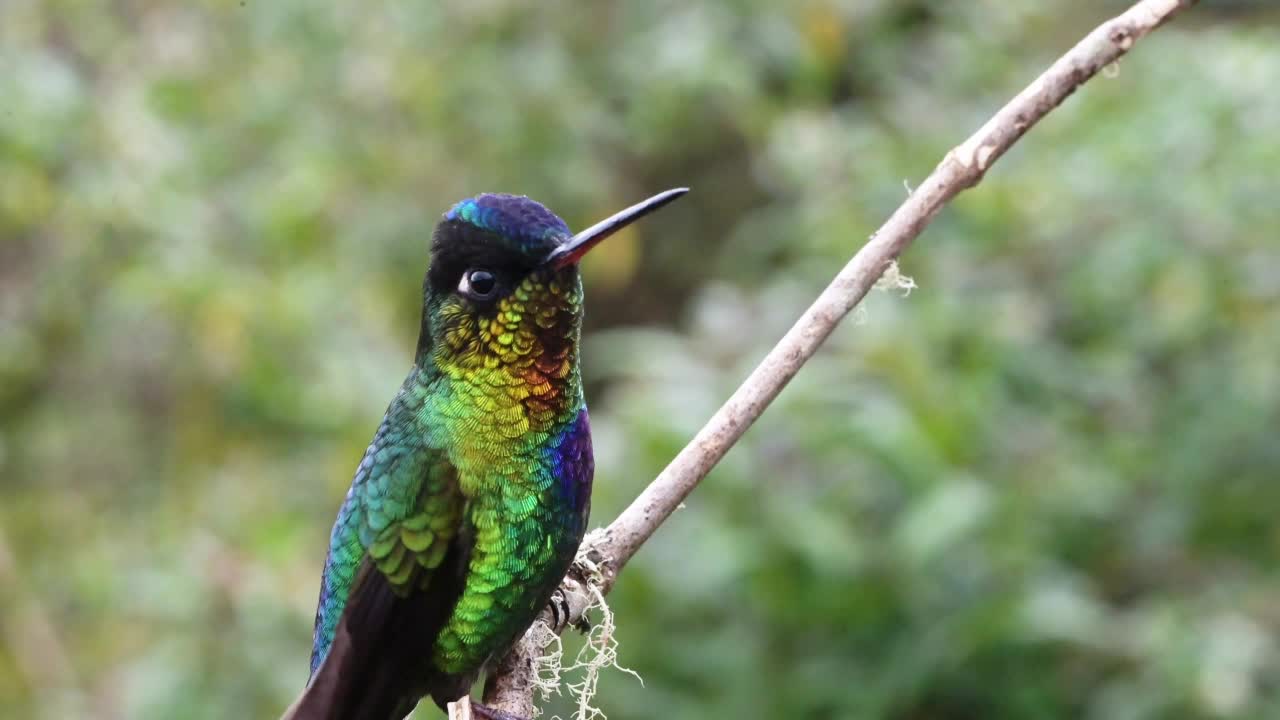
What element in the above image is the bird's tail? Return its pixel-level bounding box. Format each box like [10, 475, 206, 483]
[282, 563, 436, 720]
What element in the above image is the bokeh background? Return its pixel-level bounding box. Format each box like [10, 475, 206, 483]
[4, 1, 1280, 718]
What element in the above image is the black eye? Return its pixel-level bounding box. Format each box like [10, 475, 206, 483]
[459, 268, 498, 299]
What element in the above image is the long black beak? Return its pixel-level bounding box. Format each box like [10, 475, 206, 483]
[544, 188, 689, 270]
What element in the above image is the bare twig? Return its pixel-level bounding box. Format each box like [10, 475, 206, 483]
[483, 0, 1199, 715]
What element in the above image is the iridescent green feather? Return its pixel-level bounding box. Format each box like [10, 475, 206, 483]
[304, 194, 598, 719]
[310, 370, 464, 673]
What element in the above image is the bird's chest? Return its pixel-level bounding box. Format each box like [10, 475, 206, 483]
[447, 404, 593, 515]
[431, 414, 593, 674]
[457, 410, 593, 608]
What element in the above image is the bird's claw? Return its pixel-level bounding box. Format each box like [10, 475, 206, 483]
[549, 584, 592, 635]
[548, 588, 572, 631]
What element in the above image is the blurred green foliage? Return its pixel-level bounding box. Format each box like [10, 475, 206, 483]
[3, 1, 1280, 718]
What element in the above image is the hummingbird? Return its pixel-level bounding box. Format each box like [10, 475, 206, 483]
[287, 188, 688, 720]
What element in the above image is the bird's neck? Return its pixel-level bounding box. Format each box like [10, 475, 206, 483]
[410, 274, 588, 486]
[410, 348, 583, 497]
[413, 324, 585, 488]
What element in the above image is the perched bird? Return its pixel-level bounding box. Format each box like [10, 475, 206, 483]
[287, 188, 688, 720]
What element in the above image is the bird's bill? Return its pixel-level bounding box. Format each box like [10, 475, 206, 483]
[544, 187, 689, 270]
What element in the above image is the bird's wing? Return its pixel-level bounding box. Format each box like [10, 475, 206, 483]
[288, 395, 469, 720]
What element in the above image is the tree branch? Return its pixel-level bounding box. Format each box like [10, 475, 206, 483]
[480, 0, 1199, 715]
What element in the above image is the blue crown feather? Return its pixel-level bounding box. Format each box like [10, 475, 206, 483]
[445, 194, 571, 253]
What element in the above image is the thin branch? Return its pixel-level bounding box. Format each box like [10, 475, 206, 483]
[484, 0, 1198, 714]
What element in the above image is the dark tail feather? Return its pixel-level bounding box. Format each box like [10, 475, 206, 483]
[285, 562, 434, 720]
[284, 534, 473, 720]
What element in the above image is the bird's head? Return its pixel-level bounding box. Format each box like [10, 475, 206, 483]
[417, 189, 687, 376]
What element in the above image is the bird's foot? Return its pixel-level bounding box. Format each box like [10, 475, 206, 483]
[548, 587, 591, 634]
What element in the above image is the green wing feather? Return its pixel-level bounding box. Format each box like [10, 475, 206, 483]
[309, 372, 463, 672]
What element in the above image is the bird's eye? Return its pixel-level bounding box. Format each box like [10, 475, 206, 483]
[458, 268, 498, 299]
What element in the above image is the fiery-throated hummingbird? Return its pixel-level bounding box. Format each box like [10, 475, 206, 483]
[287, 188, 688, 720]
